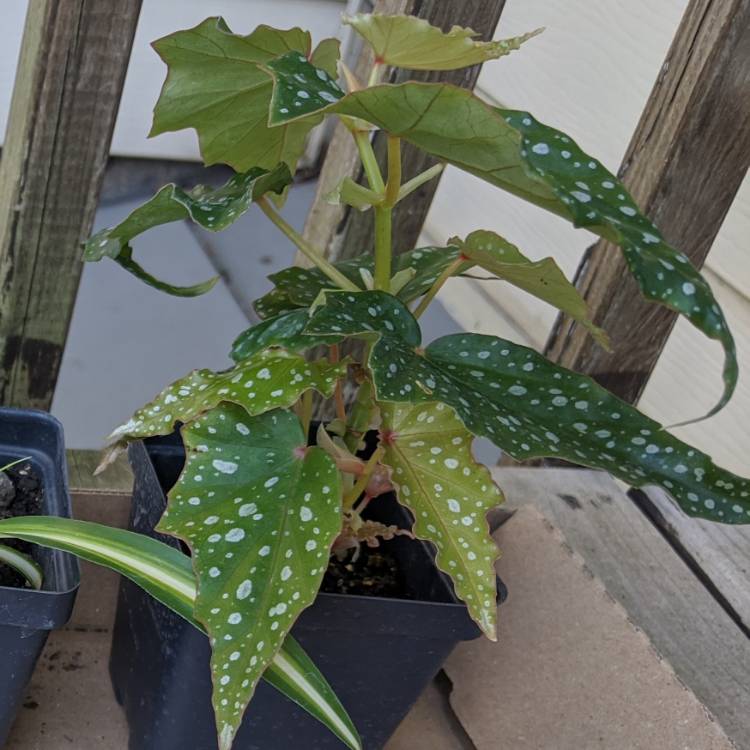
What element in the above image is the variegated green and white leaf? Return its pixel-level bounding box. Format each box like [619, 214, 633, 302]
[305, 290, 421, 346]
[264, 60, 736, 417]
[379, 401, 501, 637]
[344, 13, 540, 71]
[0, 516, 360, 750]
[230, 310, 342, 363]
[84, 165, 291, 297]
[374, 333, 750, 525]
[159, 405, 342, 748]
[109, 350, 346, 444]
[0, 542, 43, 589]
[452, 230, 608, 347]
[150, 18, 337, 173]
[254, 246, 460, 319]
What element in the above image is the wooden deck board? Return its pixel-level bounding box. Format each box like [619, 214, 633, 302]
[490, 467, 750, 749]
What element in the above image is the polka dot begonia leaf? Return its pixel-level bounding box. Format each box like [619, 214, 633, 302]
[452, 230, 609, 348]
[108, 350, 346, 446]
[499, 109, 737, 418]
[230, 309, 341, 363]
[379, 401, 502, 638]
[150, 17, 339, 173]
[304, 290, 421, 346]
[159, 404, 342, 750]
[84, 164, 291, 297]
[262, 63, 736, 418]
[253, 246, 461, 319]
[343, 12, 540, 71]
[368, 328, 750, 525]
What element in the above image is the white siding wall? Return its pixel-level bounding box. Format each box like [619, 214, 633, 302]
[426, 0, 750, 476]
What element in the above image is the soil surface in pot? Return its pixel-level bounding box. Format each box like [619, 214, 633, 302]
[0, 462, 42, 589]
[322, 547, 407, 599]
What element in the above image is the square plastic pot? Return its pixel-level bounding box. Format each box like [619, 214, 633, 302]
[110, 434, 506, 750]
[0, 408, 80, 745]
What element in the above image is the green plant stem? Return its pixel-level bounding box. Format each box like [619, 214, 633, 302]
[373, 207, 392, 291]
[384, 136, 401, 207]
[397, 163, 445, 203]
[412, 256, 464, 319]
[344, 379, 374, 454]
[0, 542, 43, 589]
[367, 62, 383, 88]
[353, 130, 385, 193]
[342, 446, 384, 511]
[0, 456, 31, 473]
[256, 198, 359, 292]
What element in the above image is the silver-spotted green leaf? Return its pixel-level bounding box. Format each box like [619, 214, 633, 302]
[230, 310, 341, 362]
[305, 290, 421, 346]
[109, 350, 346, 444]
[500, 109, 736, 417]
[453, 230, 608, 348]
[363, 326, 750, 525]
[254, 246, 462, 318]
[265, 68, 735, 416]
[379, 401, 501, 637]
[84, 165, 291, 297]
[150, 18, 337, 172]
[265, 51, 345, 126]
[344, 13, 540, 71]
[0, 516, 361, 750]
[159, 405, 342, 748]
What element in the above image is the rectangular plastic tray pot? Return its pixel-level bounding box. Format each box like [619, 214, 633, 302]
[110, 435, 506, 750]
[0, 408, 80, 745]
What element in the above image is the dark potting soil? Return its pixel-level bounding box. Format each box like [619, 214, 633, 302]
[0, 462, 43, 589]
[321, 547, 406, 599]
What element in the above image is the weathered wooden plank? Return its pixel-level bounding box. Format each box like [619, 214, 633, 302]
[490, 467, 750, 749]
[544, 0, 750, 403]
[634, 486, 750, 634]
[0, 0, 141, 409]
[66, 448, 132, 496]
[302, 0, 506, 262]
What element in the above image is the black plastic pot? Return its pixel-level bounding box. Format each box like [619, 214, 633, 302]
[0, 408, 79, 745]
[110, 434, 506, 750]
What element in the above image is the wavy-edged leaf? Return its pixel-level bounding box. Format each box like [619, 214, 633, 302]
[109, 350, 346, 444]
[230, 309, 340, 362]
[150, 17, 336, 172]
[254, 246, 461, 318]
[453, 230, 608, 348]
[371, 332, 750, 526]
[0, 541, 43, 589]
[499, 110, 736, 417]
[159, 405, 342, 749]
[305, 290, 421, 346]
[344, 13, 540, 71]
[379, 401, 501, 637]
[265, 66, 735, 416]
[0, 516, 360, 750]
[84, 165, 290, 297]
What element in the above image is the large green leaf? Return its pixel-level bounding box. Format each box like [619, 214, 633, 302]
[108, 350, 346, 444]
[159, 404, 342, 748]
[150, 17, 338, 172]
[84, 165, 291, 297]
[379, 401, 501, 637]
[453, 230, 608, 348]
[0, 516, 360, 750]
[265, 58, 736, 416]
[306, 290, 750, 525]
[344, 13, 540, 71]
[253, 246, 461, 318]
